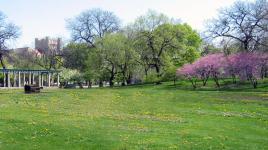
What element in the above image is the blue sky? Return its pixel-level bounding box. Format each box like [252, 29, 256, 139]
[0, 0, 239, 48]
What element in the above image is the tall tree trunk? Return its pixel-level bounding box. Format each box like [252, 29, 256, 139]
[99, 80, 103, 87]
[190, 79, 197, 89]
[243, 41, 249, 51]
[78, 82, 83, 88]
[250, 78, 258, 89]
[126, 74, 132, 85]
[155, 64, 160, 77]
[202, 76, 209, 86]
[0, 55, 7, 87]
[144, 67, 148, 77]
[109, 77, 114, 87]
[155, 64, 161, 84]
[88, 81, 92, 88]
[121, 68, 126, 86]
[214, 77, 220, 88]
[232, 74, 236, 84]
[109, 66, 115, 87]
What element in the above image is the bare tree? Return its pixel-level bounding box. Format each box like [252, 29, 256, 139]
[0, 11, 20, 69]
[67, 8, 120, 47]
[205, 0, 268, 52]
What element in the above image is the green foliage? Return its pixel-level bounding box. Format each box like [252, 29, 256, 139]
[133, 15, 202, 82]
[59, 68, 81, 83]
[7, 51, 39, 69]
[60, 10, 202, 85]
[90, 33, 139, 86]
[0, 57, 13, 69]
[63, 43, 91, 71]
[114, 73, 124, 84]
[143, 73, 161, 84]
[177, 46, 200, 66]
[82, 69, 94, 82]
[170, 24, 201, 66]
[85, 47, 110, 83]
[0, 73, 3, 82]
[162, 58, 178, 82]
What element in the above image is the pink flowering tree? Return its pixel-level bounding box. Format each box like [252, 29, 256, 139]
[178, 53, 226, 88]
[178, 52, 268, 89]
[177, 64, 198, 89]
[196, 53, 225, 87]
[258, 52, 268, 79]
[193, 59, 210, 86]
[222, 52, 267, 88]
[223, 55, 239, 84]
[230, 52, 262, 88]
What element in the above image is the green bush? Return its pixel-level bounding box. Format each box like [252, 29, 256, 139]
[143, 73, 161, 84]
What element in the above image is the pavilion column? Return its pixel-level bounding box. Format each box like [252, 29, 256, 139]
[41, 74, 44, 87]
[29, 73, 31, 85]
[3, 72, 6, 87]
[32, 73, 35, 85]
[7, 72, 10, 88]
[48, 73, 51, 87]
[57, 73, 60, 87]
[14, 73, 17, 87]
[23, 73, 26, 85]
[51, 73, 54, 86]
[39, 73, 41, 87]
[18, 72, 21, 87]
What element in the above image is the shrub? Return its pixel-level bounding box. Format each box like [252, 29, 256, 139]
[144, 73, 161, 84]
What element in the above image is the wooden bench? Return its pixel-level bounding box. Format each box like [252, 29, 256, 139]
[24, 85, 43, 93]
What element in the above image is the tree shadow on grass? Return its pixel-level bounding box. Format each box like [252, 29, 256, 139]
[159, 82, 268, 93]
[0, 91, 23, 95]
[97, 81, 268, 93]
[0, 90, 55, 95]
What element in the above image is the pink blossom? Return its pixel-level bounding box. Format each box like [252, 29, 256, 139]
[177, 52, 268, 88]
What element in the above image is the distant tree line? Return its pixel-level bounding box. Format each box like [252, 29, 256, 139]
[1, 0, 267, 88]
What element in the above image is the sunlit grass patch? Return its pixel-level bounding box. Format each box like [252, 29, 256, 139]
[0, 82, 267, 149]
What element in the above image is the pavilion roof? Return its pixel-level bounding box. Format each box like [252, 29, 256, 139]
[0, 69, 60, 73]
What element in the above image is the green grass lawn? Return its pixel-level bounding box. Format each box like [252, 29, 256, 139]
[0, 82, 268, 149]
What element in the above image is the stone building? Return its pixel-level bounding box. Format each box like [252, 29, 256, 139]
[35, 37, 62, 53]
